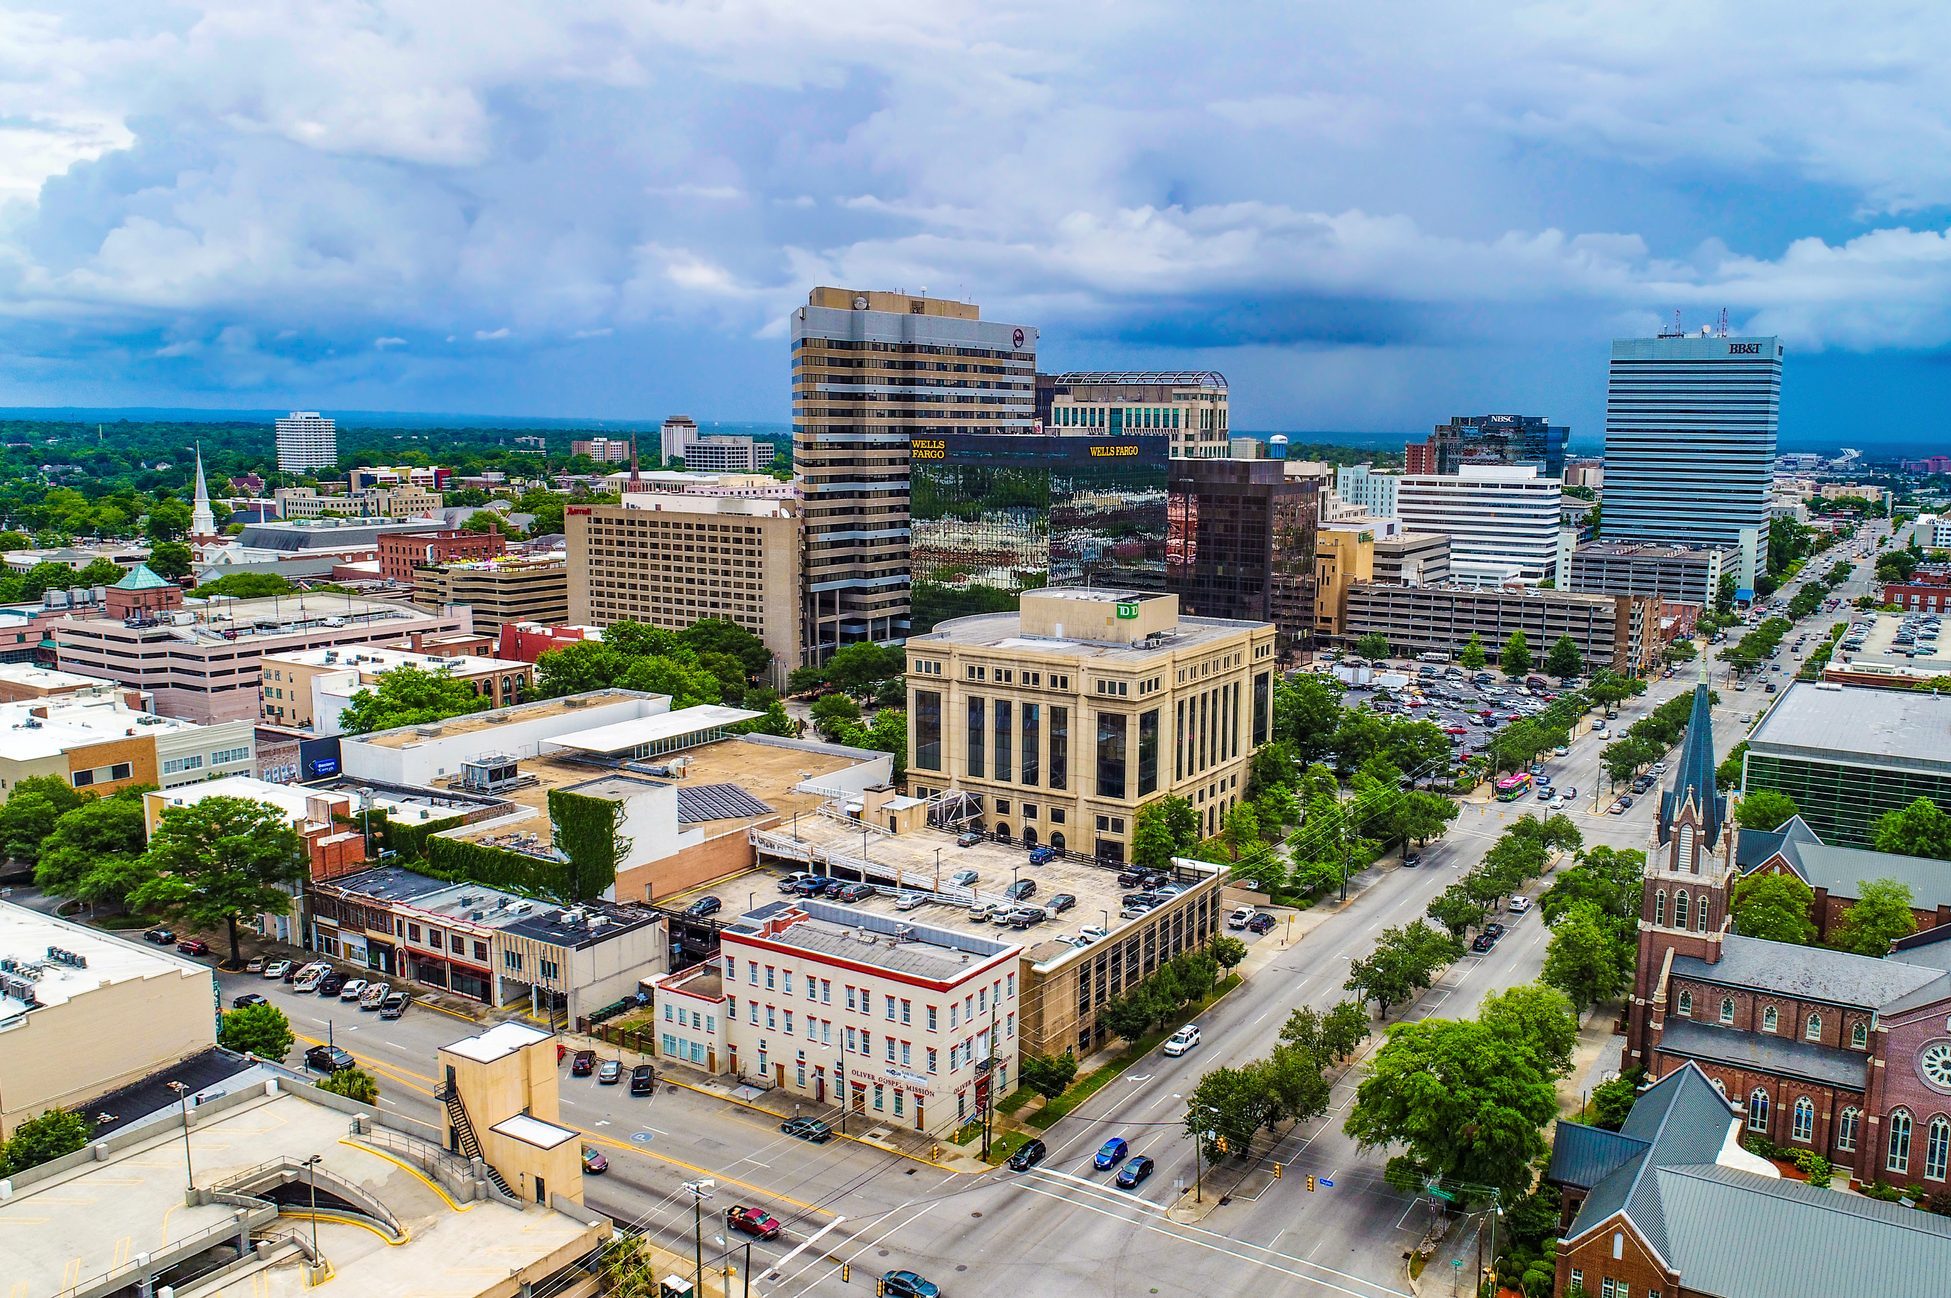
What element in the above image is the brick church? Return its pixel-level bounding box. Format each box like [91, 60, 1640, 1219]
[1622, 683, 1951, 1187]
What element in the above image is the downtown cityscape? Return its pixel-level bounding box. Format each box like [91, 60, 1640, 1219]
[2, 9, 1951, 1298]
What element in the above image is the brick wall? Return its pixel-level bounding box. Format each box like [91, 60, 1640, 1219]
[1554, 1215, 1678, 1298]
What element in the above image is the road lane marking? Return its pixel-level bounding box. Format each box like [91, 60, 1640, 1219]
[765, 1213, 845, 1279]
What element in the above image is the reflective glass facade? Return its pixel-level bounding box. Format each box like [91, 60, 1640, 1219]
[1165, 459, 1318, 656]
[909, 434, 1168, 632]
[1409, 413, 1569, 479]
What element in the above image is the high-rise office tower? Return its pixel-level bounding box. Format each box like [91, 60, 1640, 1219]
[791, 288, 1036, 661]
[1405, 414, 1569, 478]
[1036, 371, 1230, 458]
[275, 411, 338, 472]
[1602, 330, 1783, 590]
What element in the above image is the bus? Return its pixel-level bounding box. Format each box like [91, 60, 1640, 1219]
[1495, 772, 1534, 802]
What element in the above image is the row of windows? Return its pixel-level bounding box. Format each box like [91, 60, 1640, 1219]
[1673, 987, 1870, 1047]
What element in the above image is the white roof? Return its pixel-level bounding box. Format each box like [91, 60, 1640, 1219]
[443, 1020, 550, 1064]
[0, 694, 197, 762]
[265, 644, 530, 673]
[547, 704, 761, 755]
[0, 899, 208, 1022]
[490, 1113, 578, 1150]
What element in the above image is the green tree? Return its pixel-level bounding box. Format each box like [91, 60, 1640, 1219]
[1161, 795, 1203, 853]
[0, 1108, 92, 1177]
[1830, 877, 1919, 956]
[678, 618, 772, 681]
[218, 1002, 295, 1060]
[1221, 803, 1263, 862]
[1478, 984, 1579, 1076]
[1871, 797, 1951, 861]
[1131, 801, 1179, 871]
[602, 1234, 662, 1298]
[1344, 1016, 1560, 1197]
[824, 642, 905, 697]
[194, 571, 297, 599]
[337, 663, 494, 734]
[1716, 740, 1749, 792]
[129, 796, 307, 968]
[730, 698, 795, 737]
[1427, 884, 1485, 940]
[34, 792, 153, 908]
[1397, 790, 1459, 846]
[1589, 1071, 1643, 1131]
[1730, 872, 1817, 945]
[1458, 634, 1487, 671]
[146, 496, 193, 541]
[1664, 637, 1698, 665]
[1018, 1052, 1079, 1100]
[317, 1068, 379, 1104]
[1186, 1063, 1278, 1162]
[1541, 903, 1636, 1012]
[1102, 987, 1163, 1043]
[1344, 922, 1459, 1018]
[147, 539, 194, 580]
[1353, 632, 1392, 662]
[1539, 846, 1644, 928]
[1499, 630, 1532, 679]
[809, 692, 862, 741]
[1262, 1042, 1334, 1128]
[1734, 790, 1800, 831]
[1545, 635, 1583, 681]
[0, 775, 87, 863]
[1274, 674, 1345, 765]
[1208, 934, 1248, 973]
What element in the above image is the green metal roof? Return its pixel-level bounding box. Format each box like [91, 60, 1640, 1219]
[112, 564, 172, 591]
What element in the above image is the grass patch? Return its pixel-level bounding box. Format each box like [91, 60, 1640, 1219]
[983, 1129, 1032, 1165]
[1026, 974, 1243, 1131]
[995, 1084, 1038, 1116]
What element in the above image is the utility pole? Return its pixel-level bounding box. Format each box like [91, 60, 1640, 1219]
[980, 993, 999, 1159]
[681, 1179, 714, 1292]
[303, 1154, 322, 1264]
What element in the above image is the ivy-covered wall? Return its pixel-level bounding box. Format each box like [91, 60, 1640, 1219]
[424, 836, 574, 900]
[549, 789, 631, 901]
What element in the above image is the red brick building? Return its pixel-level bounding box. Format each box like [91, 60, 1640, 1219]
[1736, 816, 1951, 943]
[496, 621, 601, 664]
[376, 528, 504, 585]
[1883, 571, 1951, 612]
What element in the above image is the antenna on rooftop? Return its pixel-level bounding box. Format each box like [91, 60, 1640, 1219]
[1717, 308, 1729, 338]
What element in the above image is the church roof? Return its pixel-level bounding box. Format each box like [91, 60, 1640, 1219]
[1658, 681, 1726, 847]
[1673, 934, 1946, 1010]
[112, 564, 172, 592]
[1656, 1019, 1867, 1090]
[1736, 818, 1951, 912]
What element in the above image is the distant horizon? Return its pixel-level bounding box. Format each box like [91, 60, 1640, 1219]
[0, 405, 1903, 458]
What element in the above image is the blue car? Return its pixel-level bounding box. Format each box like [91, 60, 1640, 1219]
[1115, 1155, 1155, 1189]
[1093, 1136, 1129, 1170]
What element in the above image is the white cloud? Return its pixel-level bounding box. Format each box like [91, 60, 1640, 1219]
[373, 335, 407, 347]
[473, 327, 511, 340]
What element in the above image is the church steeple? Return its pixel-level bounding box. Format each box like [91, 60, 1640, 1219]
[1658, 674, 1726, 851]
[189, 442, 219, 555]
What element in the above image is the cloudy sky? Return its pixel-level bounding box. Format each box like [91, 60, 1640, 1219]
[1, 1, 1947, 444]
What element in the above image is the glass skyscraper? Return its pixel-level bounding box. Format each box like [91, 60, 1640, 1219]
[1406, 414, 1568, 479]
[1601, 332, 1783, 592]
[908, 433, 1167, 632]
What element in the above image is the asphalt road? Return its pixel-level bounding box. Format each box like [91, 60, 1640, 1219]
[201, 520, 1898, 1298]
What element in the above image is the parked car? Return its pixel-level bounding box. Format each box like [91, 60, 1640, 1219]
[1117, 868, 1150, 889]
[780, 1116, 834, 1143]
[1553, 745, 1570, 756]
[1245, 914, 1276, 935]
[780, 872, 817, 893]
[338, 978, 368, 1002]
[1047, 892, 1077, 914]
[262, 959, 292, 980]
[1116, 1155, 1156, 1189]
[597, 1059, 623, 1085]
[293, 964, 327, 993]
[582, 1146, 608, 1174]
[244, 957, 266, 973]
[1005, 879, 1037, 901]
[1007, 1138, 1048, 1171]
[379, 992, 410, 1020]
[305, 1044, 355, 1074]
[1006, 906, 1046, 929]
[571, 1049, 596, 1077]
[1403, 853, 1423, 868]
[1078, 925, 1109, 943]
[143, 927, 176, 945]
[176, 938, 211, 957]
[1162, 1025, 1202, 1057]
[1508, 896, 1533, 914]
[1028, 846, 1056, 866]
[836, 882, 875, 903]
[726, 1205, 782, 1240]
[949, 869, 979, 888]
[231, 992, 268, 1008]
[317, 972, 348, 997]
[631, 1064, 655, 1095]
[894, 891, 927, 910]
[360, 983, 390, 1010]
[956, 831, 982, 847]
[684, 895, 723, 919]
[1227, 905, 1256, 929]
[1484, 922, 1506, 939]
[1094, 1136, 1130, 1170]
[879, 1272, 940, 1298]
[1470, 932, 1497, 953]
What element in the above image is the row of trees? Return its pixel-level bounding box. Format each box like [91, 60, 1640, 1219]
[1538, 846, 1646, 1012]
[1600, 688, 1716, 786]
[1184, 1001, 1369, 1162]
[1100, 939, 1247, 1042]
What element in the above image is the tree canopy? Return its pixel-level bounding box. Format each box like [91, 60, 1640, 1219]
[33, 790, 152, 909]
[1499, 630, 1532, 678]
[0, 774, 87, 863]
[1871, 797, 1951, 861]
[129, 796, 307, 967]
[1734, 790, 1799, 832]
[1544, 635, 1583, 681]
[1458, 634, 1487, 671]
[218, 1002, 296, 1060]
[338, 663, 494, 734]
[1731, 872, 1817, 945]
[1830, 877, 1918, 956]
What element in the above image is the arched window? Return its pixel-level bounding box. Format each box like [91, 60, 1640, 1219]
[1763, 1006, 1779, 1033]
[1929, 1118, 1951, 1181]
[1023, 827, 1038, 848]
[1676, 890, 1691, 929]
[1748, 1087, 1771, 1132]
[1698, 896, 1710, 932]
[1806, 1012, 1823, 1041]
[1677, 989, 1693, 1016]
[1853, 1022, 1869, 1049]
[1889, 1110, 1913, 1175]
[1676, 824, 1696, 870]
[1050, 831, 1066, 853]
[1792, 1097, 1815, 1143]
[1720, 996, 1736, 1025]
[1838, 1108, 1860, 1152]
[1655, 889, 1667, 926]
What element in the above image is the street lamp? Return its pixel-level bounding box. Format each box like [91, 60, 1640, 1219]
[165, 1081, 195, 1190]
[302, 1153, 322, 1263]
[934, 847, 943, 894]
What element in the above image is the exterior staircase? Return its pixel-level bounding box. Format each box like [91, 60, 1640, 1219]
[439, 1082, 516, 1199]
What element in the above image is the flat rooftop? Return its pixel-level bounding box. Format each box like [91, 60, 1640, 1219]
[0, 662, 119, 690]
[732, 898, 1017, 981]
[149, 774, 450, 827]
[917, 611, 1261, 660]
[1826, 612, 1951, 681]
[0, 899, 209, 1022]
[1574, 540, 1732, 560]
[1749, 681, 1951, 772]
[325, 864, 655, 945]
[545, 704, 763, 756]
[0, 693, 197, 760]
[350, 688, 660, 749]
[265, 643, 530, 673]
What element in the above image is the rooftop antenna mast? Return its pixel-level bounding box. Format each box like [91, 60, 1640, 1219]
[1717, 308, 1729, 338]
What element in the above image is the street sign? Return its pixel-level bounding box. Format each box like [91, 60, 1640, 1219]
[1319, 1177, 1334, 1188]
[1428, 1185, 1455, 1202]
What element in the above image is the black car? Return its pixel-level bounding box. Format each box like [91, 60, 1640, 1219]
[684, 895, 722, 919]
[1402, 853, 1423, 869]
[571, 1049, 596, 1077]
[1047, 893, 1077, 914]
[780, 1116, 834, 1143]
[143, 927, 175, 945]
[1245, 913, 1276, 935]
[1005, 879, 1037, 901]
[630, 1064, 655, 1096]
[1484, 921, 1506, 938]
[305, 1044, 355, 1074]
[317, 972, 348, 996]
[1116, 868, 1149, 889]
[1007, 1138, 1048, 1171]
[1470, 932, 1497, 953]
[231, 992, 268, 1008]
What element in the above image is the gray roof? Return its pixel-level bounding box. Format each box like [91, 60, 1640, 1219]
[1672, 934, 1944, 1010]
[1655, 1019, 1867, 1090]
[1737, 818, 1951, 911]
[1658, 683, 1726, 846]
[1545, 1123, 1647, 1190]
[1748, 681, 1951, 775]
[730, 899, 1014, 982]
[675, 783, 774, 824]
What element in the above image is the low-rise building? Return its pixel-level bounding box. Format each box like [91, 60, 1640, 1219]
[0, 900, 214, 1139]
[1883, 569, 1951, 613]
[412, 551, 570, 625]
[1568, 539, 1731, 608]
[497, 621, 602, 663]
[0, 687, 254, 801]
[1371, 531, 1451, 586]
[261, 643, 535, 735]
[1820, 611, 1951, 688]
[1315, 523, 1376, 640]
[905, 588, 1278, 854]
[1334, 463, 1399, 519]
[377, 526, 508, 584]
[1741, 682, 1951, 846]
[1342, 582, 1661, 675]
[2, 541, 150, 574]
[276, 482, 444, 520]
[1738, 815, 1951, 942]
[0, 661, 143, 705]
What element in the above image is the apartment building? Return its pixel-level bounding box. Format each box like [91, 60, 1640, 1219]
[1342, 583, 1661, 675]
[1567, 539, 1731, 608]
[793, 288, 1037, 660]
[906, 588, 1277, 857]
[1036, 370, 1230, 458]
[570, 436, 634, 462]
[274, 483, 443, 520]
[654, 898, 1020, 1133]
[1315, 523, 1376, 640]
[0, 687, 254, 801]
[1334, 464, 1400, 519]
[565, 495, 802, 689]
[659, 415, 775, 472]
[261, 644, 534, 735]
[412, 553, 570, 625]
[376, 527, 507, 584]
[1395, 465, 1565, 585]
[274, 410, 336, 471]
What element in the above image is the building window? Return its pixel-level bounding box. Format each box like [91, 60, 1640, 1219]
[1095, 711, 1128, 800]
[995, 700, 1013, 784]
[1021, 703, 1040, 786]
[1697, 896, 1709, 933]
[1929, 1118, 1951, 1181]
[1137, 708, 1160, 797]
[1569, 1272, 1583, 1293]
[967, 698, 985, 778]
[1654, 889, 1666, 926]
[1806, 1012, 1822, 1041]
[1762, 1006, 1778, 1033]
[1792, 1097, 1815, 1143]
[1889, 1109, 1913, 1174]
[1853, 1022, 1869, 1048]
[1719, 996, 1735, 1025]
[1838, 1107, 1860, 1152]
[1674, 890, 1690, 930]
[1676, 989, 1692, 1016]
[1049, 706, 1069, 791]
[1747, 1088, 1770, 1132]
[914, 690, 942, 771]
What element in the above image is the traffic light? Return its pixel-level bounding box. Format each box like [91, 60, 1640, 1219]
[1307, 1174, 1317, 1192]
[1272, 1162, 1282, 1179]
[1215, 1135, 1229, 1155]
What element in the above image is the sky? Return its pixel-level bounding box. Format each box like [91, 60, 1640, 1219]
[0, 2, 1948, 447]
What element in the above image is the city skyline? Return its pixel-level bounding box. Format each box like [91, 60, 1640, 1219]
[0, 6, 1945, 444]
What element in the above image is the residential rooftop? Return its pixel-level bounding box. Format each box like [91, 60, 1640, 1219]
[0, 900, 209, 1024]
[1748, 680, 1951, 773]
